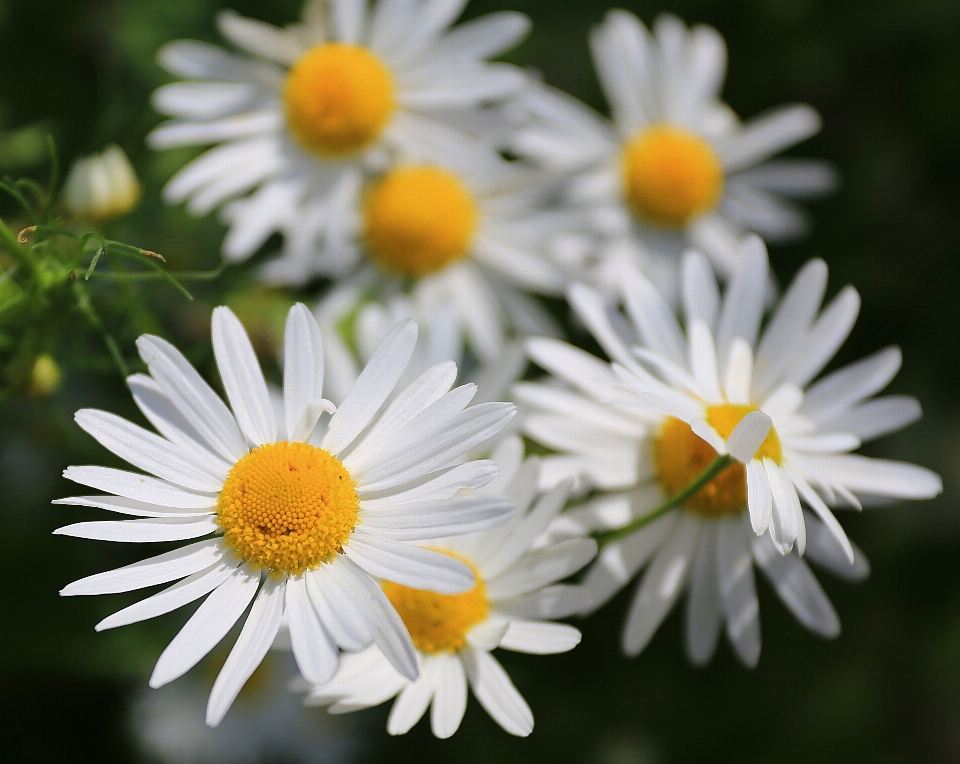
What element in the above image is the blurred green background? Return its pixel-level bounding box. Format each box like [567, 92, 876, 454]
[1, 0, 958, 761]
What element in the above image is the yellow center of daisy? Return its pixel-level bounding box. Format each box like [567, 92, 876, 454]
[655, 404, 782, 517]
[363, 166, 479, 277]
[382, 553, 489, 653]
[622, 125, 723, 227]
[284, 43, 395, 158]
[216, 441, 360, 575]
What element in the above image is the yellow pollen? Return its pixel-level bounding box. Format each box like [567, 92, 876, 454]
[655, 405, 781, 518]
[284, 43, 395, 158]
[216, 441, 360, 575]
[622, 125, 723, 227]
[363, 166, 478, 277]
[382, 553, 488, 654]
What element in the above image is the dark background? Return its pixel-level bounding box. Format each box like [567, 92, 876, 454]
[0, 0, 958, 761]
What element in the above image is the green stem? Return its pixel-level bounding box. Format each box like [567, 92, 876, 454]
[596, 454, 737, 548]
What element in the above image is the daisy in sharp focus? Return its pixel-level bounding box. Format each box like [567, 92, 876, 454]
[299, 435, 596, 738]
[148, 0, 530, 278]
[516, 236, 941, 665]
[507, 10, 837, 302]
[55, 303, 518, 726]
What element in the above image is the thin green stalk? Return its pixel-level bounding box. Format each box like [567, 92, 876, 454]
[596, 454, 736, 548]
[72, 281, 129, 377]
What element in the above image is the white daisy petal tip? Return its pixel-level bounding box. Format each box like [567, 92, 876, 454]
[726, 410, 772, 463]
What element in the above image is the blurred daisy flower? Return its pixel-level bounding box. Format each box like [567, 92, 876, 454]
[301, 436, 595, 738]
[517, 237, 941, 665]
[508, 11, 837, 301]
[148, 0, 530, 275]
[62, 144, 141, 222]
[55, 303, 517, 726]
[267, 155, 565, 362]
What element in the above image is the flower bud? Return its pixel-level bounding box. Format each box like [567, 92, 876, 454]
[63, 144, 140, 222]
[29, 354, 62, 398]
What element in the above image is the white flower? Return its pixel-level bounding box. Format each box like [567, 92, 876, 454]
[517, 236, 941, 664]
[148, 0, 530, 276]
[508, 11, 837, 301]
[300, 436, 595, 737]
[62, 144, 141, 221]
[55, 303, 517, 726]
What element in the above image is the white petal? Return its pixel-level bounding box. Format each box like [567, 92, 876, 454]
[498, 620, 581, 655]
[751, 534, 840, 637]
[690, 419, 727, 455]
[150, 564, 261, 689]
[714, 235, 768, 374]
[53, 494, 210, 518]
[803, 511, 870, 582]
[61, 466, 216, 509]
[783, 463, 854, 563]
[723, 339, 754, 405]
[215, 9, 304, 65]
[581, 513, 677, 615]
[127, 374, 231, 476]
[346, 534, 475, 594]
[784, 286, 860, 389]
[359, 460, 498, 510]
[746, 460, 773, 535]
[622, 513, 700, 656]
[353, 403, 515, 493]
[681, 249, 720, 331]
[96, 559, 240, 631]
[461, 646, 533, 737]
[322, 319, 417, 456]
[810, 454, 942, 500]
[304, 562, 375, 653]
[60, 539, 226, 596]
[430, 653, 468, 739]
[801, 347, 902, 421]
[206, 575, 285, 727]
[136, 334, 247, 463]
[716, 517, 761, 667]
[719, 104, 822, 173]
[286, 574, 339, 686]
[753, 258, 827, 398]
[763, 459, 801, 551]
[821, 395, 921, 443]
[685, 522, 723, 666]
[726, 411, 772, 463]
[623, 269, 687, 368]
[359, 496, 515, 541]
[54, 516, 218, 543]
[283, 303, 326, 443]
[493, 584, 593, 620]
[387, 663, 435, 736]
[485, 538, 597, 600]
[212, 306, 276, 446]
[688, 321, 724, 402]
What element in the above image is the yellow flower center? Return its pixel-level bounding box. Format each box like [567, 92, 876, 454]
[216, 441, 360, 575]
[382, 553, 489, 654]
[363, 166, 479, 277]
[283, 43, 395, 158]
[655, 404, 782, 517]
[622, 125, 723, 228]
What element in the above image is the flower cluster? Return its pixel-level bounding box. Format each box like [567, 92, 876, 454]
[51, 0, 942, 745]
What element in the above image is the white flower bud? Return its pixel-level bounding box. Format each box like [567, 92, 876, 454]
[63, 144, 140, 221]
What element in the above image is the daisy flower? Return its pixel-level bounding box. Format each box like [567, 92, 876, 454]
[264, 153, 566, 364]
[148, 0, 530, 277]
[300, 436, 595, 737]
[55, 303, 517, 726]
[517, 236, 941, 664]
[508, 11, 837, 301]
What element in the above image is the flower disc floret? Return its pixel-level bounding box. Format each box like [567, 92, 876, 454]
[363, 166, 478, 278]
[382, 554, 488, 653]
[284, 43, 395, 157]
[656, 405, 781, 517]
[622, 125, 723, 227]
[217, 441, 360, 574]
